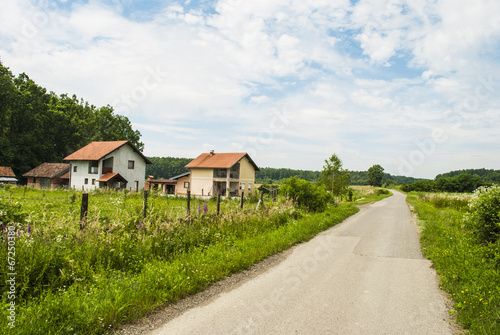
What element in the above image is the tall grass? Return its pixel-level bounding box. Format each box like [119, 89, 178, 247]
[0, 186, 389, 334]
[407, 194, 500, 334]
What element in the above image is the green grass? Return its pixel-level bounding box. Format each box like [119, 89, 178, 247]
[407, 193, 500, 334]
[0, 186, 390, 334]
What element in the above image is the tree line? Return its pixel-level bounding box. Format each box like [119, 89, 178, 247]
[435, 168, 500, 184]
[401, 173, 487, 193]
[146, 157, 192, 179]
[0, 62, 143, 176]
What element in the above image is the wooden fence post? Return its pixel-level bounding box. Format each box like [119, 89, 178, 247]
[240, 191, 244, 210]
[143, 190, 148, 218]
[217, 193, 221, 215]
[187, 190, 191, 215]
[80, 193, 88, 229]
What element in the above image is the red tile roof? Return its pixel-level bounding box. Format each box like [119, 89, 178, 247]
[0, 166, 16, 177]
[22, 163, 70, 179]
[64, 141, 152, 164]
[185, 152, 259, 170]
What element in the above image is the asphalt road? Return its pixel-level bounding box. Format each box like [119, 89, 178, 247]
[149, 191, 454, 335]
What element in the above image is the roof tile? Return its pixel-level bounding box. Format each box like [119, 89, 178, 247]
[22, 163, 70, 179]
[64, 141, 152, 164]
[185, 152, 259, 170]
[0, 166, 16, 177]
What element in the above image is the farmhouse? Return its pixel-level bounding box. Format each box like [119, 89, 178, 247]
[185, 151, 259, 196]
[0, 166, 18, 185]
[64, 141, 152, 191]
[22, 163, 69, 189]
[146, 171, 191, 195]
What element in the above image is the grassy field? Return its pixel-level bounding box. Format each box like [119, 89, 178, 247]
[1, 185, 390, 334]
[407, 192, 500, 334]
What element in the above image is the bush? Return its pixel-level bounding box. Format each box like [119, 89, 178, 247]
[375, 189, 390, 195]
[466, 185, 500, 243]
[281, 177, 332, 212]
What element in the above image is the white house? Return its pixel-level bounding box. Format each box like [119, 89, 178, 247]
[64, 141, 152, 191]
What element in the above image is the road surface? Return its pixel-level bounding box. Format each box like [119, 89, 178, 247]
[148, 191, 454, 335]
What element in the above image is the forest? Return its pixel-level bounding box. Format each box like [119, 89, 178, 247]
[0, 62, 143, 176]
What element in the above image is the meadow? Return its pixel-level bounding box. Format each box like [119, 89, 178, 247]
[407, 191, 500, 334]
[0, 185, 390, 335]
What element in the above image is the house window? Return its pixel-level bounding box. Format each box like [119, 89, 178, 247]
[128, 160, 135, 169]
[84, 178, 88, 185]
[134, 181, 139, 192]
[184, 182, 190, 188]
[92, 179, 96, 185]
[73, 166, 77, 173]
[248, 182, 252, 190]
[241, 182, 245, 190]
[88, 161, 98, 174]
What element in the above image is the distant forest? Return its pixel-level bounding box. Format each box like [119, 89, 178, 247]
[0, 62, 143, 176]
[146, 157, 192, 179]
[144, 157, 426, 185]
[434, 168, 500, 184]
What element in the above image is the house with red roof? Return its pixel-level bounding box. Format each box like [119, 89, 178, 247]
[185, 151, 259, 196]
[64, 141, 152, 191]
[22, 163, 69, 188]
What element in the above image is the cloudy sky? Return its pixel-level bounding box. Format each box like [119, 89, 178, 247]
[1, 0, 500, 178]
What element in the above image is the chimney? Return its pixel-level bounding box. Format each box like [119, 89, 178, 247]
[210, 150, 214, 156]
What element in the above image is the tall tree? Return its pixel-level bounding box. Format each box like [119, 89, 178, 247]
[321, 154, 350, 197]
[367, 164, 384, 187]
[0, 62, 144, 176]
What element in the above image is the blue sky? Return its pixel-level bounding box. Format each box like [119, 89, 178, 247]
[1, 0, 500, 178]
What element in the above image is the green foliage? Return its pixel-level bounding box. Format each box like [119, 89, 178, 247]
[281, 177, 332, 212]
[0, 187, 362, 335]
[146, 157, 192, 179]
[0, 62, 143, 177]
[435, 168, 500, 184]
[401, 173, 485, 193]
[408, 194, 500, 333]
[256, 167, 321, 184]
[320, 154, 350, 197]
[466, 186, 500, 244]
[349, 171, 423, 186]
[375, 188, 390, 195]
[367, 164, 384, 187]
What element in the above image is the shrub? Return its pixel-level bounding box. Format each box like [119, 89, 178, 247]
[466, 185, 500, 243]
[281, 177, 332, 212]
[375, 189, 390, 195]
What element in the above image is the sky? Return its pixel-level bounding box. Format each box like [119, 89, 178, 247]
[1, 0, 500, 179]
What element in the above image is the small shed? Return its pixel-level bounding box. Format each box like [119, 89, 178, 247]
[0, 167, 18, 185]
[23, 163, 70, 189]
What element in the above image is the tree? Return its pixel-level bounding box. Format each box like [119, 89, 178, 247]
[367, 164, 384, 187]
[321, 154, 350, 198]
[0, 62, 144, 176]
[281, 176, 332, 212]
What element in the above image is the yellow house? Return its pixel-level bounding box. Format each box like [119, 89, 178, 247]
[185, 151, 259, 196]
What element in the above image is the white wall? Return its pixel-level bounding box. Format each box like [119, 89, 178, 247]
[107, 144, 147, 191]
[69, 160, 100, 191]
[69, 144, 148, 191]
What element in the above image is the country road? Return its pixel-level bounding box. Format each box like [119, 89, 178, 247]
[145, 191, 455, 335]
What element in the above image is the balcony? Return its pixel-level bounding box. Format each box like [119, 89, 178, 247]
[102, 167, 113, 174]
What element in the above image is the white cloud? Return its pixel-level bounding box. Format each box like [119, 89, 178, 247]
[1, 0, 499, 178]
